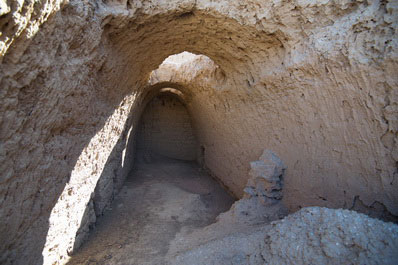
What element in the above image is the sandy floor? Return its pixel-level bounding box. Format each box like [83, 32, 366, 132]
[67, 158, 235, 265]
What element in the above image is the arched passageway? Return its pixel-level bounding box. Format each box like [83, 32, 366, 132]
[136, 91, 198, 161]
[1, 0, 397, 264]
[67, 86, 235, 265]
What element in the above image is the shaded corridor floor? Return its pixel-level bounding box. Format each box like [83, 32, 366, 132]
[67, 158, 235, 265]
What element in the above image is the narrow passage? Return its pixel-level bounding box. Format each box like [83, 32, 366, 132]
[68, 158, 235, 265]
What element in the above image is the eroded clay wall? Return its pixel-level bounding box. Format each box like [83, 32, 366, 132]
[0, 2, 139, 264]
[137, 93, 197, 161]
[0, 0, 397, 264]
[149, 51, 398, 223]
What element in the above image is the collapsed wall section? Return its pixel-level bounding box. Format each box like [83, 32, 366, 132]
[168, 207, 398, 265]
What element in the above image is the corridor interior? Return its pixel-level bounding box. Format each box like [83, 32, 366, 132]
[67, 91, 235, 264]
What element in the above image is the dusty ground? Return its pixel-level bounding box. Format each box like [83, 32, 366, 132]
[67, 158, 235, 265]
[67, 155, 398, 265]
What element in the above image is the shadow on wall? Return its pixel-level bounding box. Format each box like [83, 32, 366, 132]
[39, 92, 140, 265]
[0, 4, 137, 264]
[0, 91, 139, 265]
[71, 114, 137, 253]
[67, 87, 199, 261]
[44, 85, 198, 265]
[1, 6, 147, 261]
[2, 48, 206, 265]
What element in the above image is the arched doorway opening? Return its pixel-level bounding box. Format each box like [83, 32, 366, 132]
[67, 53, 235, 264]
[136, 90, 198, 162]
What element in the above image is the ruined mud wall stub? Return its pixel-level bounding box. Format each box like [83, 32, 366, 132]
[168, 207, 398, 265]
[0, 0, 397, 264]
[166, 151, 398, 264]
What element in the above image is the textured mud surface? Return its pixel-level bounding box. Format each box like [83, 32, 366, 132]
[169, 207, 398, 265]
[67, 152, 398, 265]
[1, 0, 398, 263]
[67, 158, 235, 265]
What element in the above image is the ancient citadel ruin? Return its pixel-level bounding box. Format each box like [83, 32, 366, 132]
[0, 0, 397, 264]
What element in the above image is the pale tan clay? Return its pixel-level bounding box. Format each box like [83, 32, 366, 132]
[0, 0, 397, 264]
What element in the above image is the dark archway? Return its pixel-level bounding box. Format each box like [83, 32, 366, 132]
[136, 91, 198, 161]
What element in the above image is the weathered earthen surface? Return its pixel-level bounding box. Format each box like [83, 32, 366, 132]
[169, 207, 398, 265]
[0, 0, 66, 60]
[0, 0, 397, 264]
[150, 47, 398, 220]
[165, 151, 398, 264]
[216, 149, 289, 226]
[67, 158, 235, 265]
